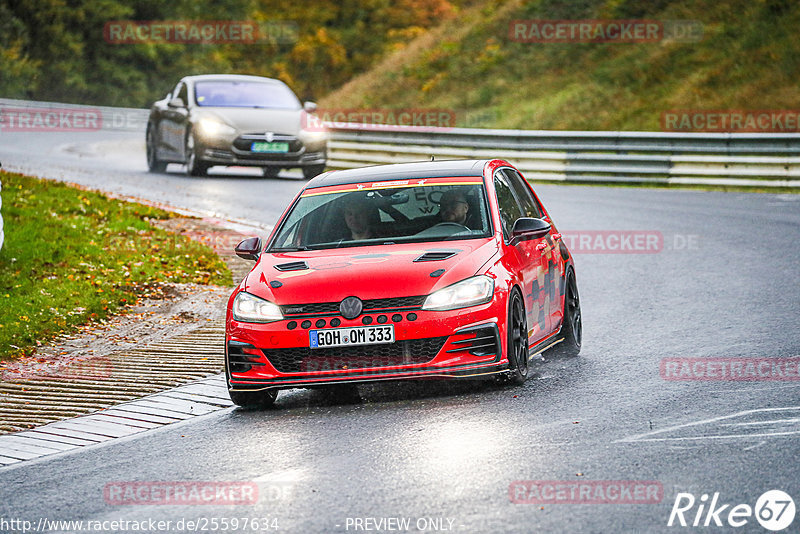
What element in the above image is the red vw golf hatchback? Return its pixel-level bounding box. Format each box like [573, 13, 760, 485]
[225, 159, 581, 406]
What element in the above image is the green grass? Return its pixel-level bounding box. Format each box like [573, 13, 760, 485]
[322, 0, 800, 131]
[0, 171, 232, 361]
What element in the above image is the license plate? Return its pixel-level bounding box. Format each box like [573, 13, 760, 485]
[251, 141, 289, 153]
[310, 325, 395, 349]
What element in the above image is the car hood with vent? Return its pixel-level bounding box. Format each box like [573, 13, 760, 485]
[241, 238, 501, 306]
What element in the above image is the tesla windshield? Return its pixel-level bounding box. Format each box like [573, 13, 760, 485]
[269, 182, 492, 250]
[194, 81, 301, 109]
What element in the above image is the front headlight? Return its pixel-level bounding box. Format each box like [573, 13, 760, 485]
[197, 118, 236, 138]
[422, 275, 495, 311]
[299, 128, 329, 143]
[232, 292, 283, 323]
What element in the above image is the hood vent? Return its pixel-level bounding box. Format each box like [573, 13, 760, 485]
[274, 261, 308, 272]
[414, 250, 458, 262]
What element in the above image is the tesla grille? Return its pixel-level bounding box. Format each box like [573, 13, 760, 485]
[263, 336, 448, 373]
[233, 134, 302, 152]
[280, 296, 426, 317]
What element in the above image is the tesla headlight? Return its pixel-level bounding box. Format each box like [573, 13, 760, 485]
[232, 292, 283, 323]
[197, 118, 236, 138]
[299, 128, 329, 143]
[422, 275, 495, 311]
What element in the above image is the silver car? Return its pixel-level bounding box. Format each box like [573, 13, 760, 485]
[146, 74, 327, 178]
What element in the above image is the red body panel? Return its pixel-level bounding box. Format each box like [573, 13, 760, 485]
[225, 159, 575, 391]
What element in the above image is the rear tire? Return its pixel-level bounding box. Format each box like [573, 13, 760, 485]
[146, 127, 167, 173]
[553, 269, 582, 357]
[185, 132, 210, 177]
[229, 389, 278, 409]
[302, 164, 325, 180]
[504, 289, 529, 385]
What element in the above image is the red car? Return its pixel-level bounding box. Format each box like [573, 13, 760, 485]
[225, 159, 581, 406]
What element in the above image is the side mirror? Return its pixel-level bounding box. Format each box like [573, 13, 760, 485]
[168, 97, 185, 108]
[511, 217, 551, 241]
[303, 101, 318, 113]
[235, 237, 262, 261]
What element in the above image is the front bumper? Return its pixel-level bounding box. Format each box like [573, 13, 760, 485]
[226, 301, 507, 391]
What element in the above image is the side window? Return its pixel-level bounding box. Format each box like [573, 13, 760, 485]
[503, 169, 543, 218]
[177, 83, 188, 106]
[493, 171, 524, 240]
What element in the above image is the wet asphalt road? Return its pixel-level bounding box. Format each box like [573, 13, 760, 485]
[0, 131, 799, 533]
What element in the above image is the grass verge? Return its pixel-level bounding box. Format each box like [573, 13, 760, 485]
[0, 171, 232, 361]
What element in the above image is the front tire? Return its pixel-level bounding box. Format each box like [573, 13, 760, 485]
[302, 164, 325, 180]
[229, 389, 278, 409]
[505, 289, 529, 385]
[185, 133, 210, 177]
[146, 127, 167, 173]
[553, 269, 582, 357]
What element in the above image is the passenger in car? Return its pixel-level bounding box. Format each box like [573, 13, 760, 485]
[343, 196, 380, 240]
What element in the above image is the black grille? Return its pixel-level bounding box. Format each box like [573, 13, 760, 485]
[228, 341, 266, 373]
[446, 325, 500, 357]
[263, 336, 447, 373]
[281, 296, 425, 317]
[414, 251, 458, 262]
[274, 261, 308, 272]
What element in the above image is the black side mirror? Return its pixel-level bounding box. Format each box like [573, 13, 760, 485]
[235, 237, 262, 261]
[511, 217, 551, 241]
[168, 97, 185, 108]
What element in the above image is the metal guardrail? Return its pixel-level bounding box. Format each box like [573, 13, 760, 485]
[2, 98, 798, 187]
[327, 126, 800, 187]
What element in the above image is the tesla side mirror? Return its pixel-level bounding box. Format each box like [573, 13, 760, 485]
[168, 97, 185, 108]
[511, 217, 551, 240]
[303, 101, 318, 113]
[235, 237, 262, 261]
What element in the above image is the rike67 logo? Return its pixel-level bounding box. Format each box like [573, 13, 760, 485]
[668, 490, 795, 531]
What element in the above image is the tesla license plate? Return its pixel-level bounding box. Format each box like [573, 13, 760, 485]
[310, 325, 395, 349]
[251, 141, 289, 153]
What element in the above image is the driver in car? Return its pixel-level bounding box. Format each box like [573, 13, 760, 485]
[438, 189, 470, 226]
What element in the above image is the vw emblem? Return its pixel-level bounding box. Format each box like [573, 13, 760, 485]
[339, 297, 363, 319]
[265, 131, 274, 142]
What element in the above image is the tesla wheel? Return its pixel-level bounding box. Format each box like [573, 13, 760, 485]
[263, 167, 281, 178]
[553, 269, 582, 357]
[185, 132, 210, 177]
[302, 164, 325, 180]
[146, 127, 167, 173]
[505, 289, 529, 385]
[229, 389, 278, 408]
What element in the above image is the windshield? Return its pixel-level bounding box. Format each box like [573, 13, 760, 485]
[194, 81, 301, 109]
[269, 181, 492, 251]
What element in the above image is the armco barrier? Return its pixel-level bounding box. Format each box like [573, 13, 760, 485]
[2, 99, 798, 187]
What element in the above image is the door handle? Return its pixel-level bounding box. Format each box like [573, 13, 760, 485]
[536, 242, 547, 251]
[552, 233, 562, 241]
